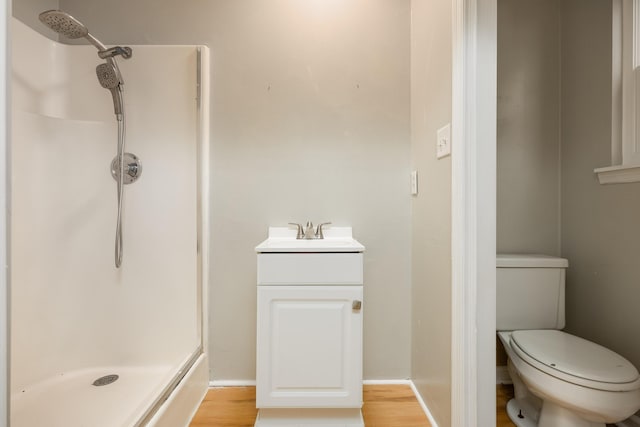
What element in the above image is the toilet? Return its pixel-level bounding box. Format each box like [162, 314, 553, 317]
[497, 254, 640, 427]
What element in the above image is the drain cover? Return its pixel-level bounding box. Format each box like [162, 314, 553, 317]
[92, 374, 119, 386]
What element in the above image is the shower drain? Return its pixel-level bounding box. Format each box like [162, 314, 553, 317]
[92, 374, 119, 386]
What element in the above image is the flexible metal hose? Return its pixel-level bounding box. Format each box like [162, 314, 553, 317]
[115, 94, 125, 268]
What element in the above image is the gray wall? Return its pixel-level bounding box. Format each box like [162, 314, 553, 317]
[497, 0, 561, 255]
[57, 0, 413, 380]
[12, 0, 59, 38]
[561, 0, 640, 370]
[498, 0, 640, 375]
[410, 0, 451, 425]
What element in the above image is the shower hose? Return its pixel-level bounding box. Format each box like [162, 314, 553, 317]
[115, 98, 125, 268]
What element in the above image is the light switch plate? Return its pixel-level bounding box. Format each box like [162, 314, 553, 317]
[410, 170, 418, 195]
[436, 123, 451, 159]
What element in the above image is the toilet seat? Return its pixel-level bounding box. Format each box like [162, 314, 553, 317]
[511, 330, 640, 392]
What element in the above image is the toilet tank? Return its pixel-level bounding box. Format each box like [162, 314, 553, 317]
[497, 254, 569, 331]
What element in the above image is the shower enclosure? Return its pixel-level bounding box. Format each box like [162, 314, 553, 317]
[10, 18, 209, 426]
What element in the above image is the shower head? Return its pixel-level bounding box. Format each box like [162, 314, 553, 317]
[96, 62, 123, 118]
[40, 10, 131, 120]
[38, 10, 87, 39]
[96, 62, 120, 89]
[39, 10, 108, 51]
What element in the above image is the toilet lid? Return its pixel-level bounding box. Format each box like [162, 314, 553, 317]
[511, 330, 640, 391]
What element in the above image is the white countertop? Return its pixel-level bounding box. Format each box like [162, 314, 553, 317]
[255, 226, 365, 253]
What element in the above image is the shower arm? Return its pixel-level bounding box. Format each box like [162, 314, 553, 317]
[85, 33, 107, 51]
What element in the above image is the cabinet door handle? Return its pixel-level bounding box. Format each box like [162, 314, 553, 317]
[352, 300, 362, 310]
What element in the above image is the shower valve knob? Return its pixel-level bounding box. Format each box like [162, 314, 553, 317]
[111, 152, 142, 184]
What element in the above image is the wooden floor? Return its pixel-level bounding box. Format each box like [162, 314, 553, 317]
[190, 383, 519, 426]
[189, 384, 431, 427]
[496, 384, 515, 427]
[361, 385, 431, 427]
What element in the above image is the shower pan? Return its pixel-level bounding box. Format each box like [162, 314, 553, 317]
[10, 17, 210, 427]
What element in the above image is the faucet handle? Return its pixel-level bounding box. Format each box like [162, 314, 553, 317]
[315, 222, 332, 239]
[288, 223, 304, 239]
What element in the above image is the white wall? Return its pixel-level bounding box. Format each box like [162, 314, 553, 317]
[56, 0, 414, 380]
[560, 0, 640, 370]
[497, 0, 561, 256]
[11, 20, 201, 391]
[410, 0, 452, 425]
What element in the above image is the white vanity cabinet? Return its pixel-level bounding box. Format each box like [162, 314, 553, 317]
[256, 263, 363, 408]
[255, 227, 365, 425]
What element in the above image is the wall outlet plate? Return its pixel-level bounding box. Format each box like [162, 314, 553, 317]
[436, 123, 451, 159]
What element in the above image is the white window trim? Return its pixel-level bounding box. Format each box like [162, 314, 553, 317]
[595, 0, 640, 184]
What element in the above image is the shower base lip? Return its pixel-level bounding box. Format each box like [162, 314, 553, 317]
[146, 353, 209, 427]
[11, 364, 174, 427]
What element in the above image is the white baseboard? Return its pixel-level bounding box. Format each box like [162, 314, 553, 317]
[496, 366, 512, 385]
[207, 378, 438, 427]
[362, 379, 412, 385]
[210, 379, 412, 387]
[209, 379, 256, 387]
[408, 380, 439, 427]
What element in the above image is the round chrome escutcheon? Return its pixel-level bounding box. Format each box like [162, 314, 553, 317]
[111, 152, 142, 184]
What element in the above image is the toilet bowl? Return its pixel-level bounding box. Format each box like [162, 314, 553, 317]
[499, 330, 640, 427]
[497, 254, 640, 427]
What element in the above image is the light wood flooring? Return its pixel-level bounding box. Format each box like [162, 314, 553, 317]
[189, 383, 520, 426]
[497, 384, 515, 427]
[189, 384, 431, 427]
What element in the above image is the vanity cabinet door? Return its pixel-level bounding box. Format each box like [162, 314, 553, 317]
[256, 286, 363, 408]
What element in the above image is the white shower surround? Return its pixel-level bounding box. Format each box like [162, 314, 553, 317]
[10, 18, 209, 426]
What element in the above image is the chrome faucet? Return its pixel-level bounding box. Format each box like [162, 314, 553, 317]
[288, 221, 331, 239]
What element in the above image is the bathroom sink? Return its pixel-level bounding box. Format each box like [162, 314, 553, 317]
[255, 227, 365, 253]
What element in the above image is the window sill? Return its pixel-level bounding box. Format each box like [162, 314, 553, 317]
[594, 164, 640, 184]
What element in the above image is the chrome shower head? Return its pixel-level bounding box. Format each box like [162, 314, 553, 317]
[96, 62, 120, 89]
[96, 62, 123, 118]
[38, 10, 88, 39]
[39, 10, 108, 51]
[40, 10, 130, 120]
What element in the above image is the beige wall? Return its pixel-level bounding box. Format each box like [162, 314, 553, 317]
[497, 0, 561, 255]
[497, 0, 640, 380]
[496, 1, 561, 376]
[410, 0, 451, 425]
[560, 0, 640, 370]
[12, 0, 59, 38]
[57, 0, 413, 380]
